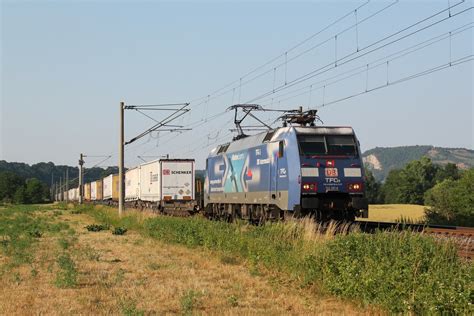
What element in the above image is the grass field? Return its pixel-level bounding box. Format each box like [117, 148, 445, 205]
[361, 204, 427, 223]
[1, 204, 471, 314]
[0, 204, 370, 315]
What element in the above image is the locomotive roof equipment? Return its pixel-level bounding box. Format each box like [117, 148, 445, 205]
[227, 104, 320, 141]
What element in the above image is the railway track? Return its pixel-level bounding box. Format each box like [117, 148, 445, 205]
[425, 226, 474, 260]
[357, 221, 474, 260]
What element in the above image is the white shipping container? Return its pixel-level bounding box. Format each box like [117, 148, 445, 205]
[91, 182, 97, 201]
[73, 189, 77, 201]
[125, 167, 140, 201]
[161, 160, 195, 200]
[139, 160, 161, 202]
[68, 189, 74, 201]
[103, 175, 113, 200]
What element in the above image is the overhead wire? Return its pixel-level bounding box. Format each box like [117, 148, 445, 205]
[186, 0, 372, 105]
[316, 54, 472, 109]
[139, 110, 228, 150]
[234, 0, 399, 93]
[182, 0, 393, 113]
[173, 1, 401, 157]
[245, 1, 471, 104]
[258, 23, 473, 107]
[178, 1, 470, 155]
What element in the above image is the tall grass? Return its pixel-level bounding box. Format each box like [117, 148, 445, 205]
[305, 232, 472, 314]
[81, 205, 472, 314]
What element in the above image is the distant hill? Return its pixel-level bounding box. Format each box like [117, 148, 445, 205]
[362, 146, 474, 182]
[0, 160, 118, 188]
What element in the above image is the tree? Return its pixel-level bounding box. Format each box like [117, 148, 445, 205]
[364, 170, 382, 204]
[397, 157, 438, 204]
[0, 171, 24, 202]
[434, 163, 460, 183]
[381, 169, 404, 204]
[25, 178, 48, 203]
[0, 170, 50, 204]
[14, 186, 28, 204]
[381, 157, 439, 205]
[425, 169, 474, 226]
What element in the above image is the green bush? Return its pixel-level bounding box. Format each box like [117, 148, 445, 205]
[85, 224, 109, 232]
[305, 232, 472, 314]
[112, 227, 128, 235]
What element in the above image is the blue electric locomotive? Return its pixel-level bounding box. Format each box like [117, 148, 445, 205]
[204, 108, 369, 221]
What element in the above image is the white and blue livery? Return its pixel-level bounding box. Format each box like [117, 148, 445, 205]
[204, 125, 369, 221]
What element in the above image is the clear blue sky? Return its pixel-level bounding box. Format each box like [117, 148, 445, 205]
[1, 0, 473, 169]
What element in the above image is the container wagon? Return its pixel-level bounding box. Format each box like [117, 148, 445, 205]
[138, 159, 196, 215]
[96, 180, 103, 201]
[91, 181, 97, 201]
[125, 167, 140, 202]
[72, 187, 79, 201]
[84, 182, 91, 201]
[90, 180, 103, 201]
[103, 174, 119, 201]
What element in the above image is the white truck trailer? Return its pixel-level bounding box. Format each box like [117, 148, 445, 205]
[90, 181, 97, 201]
[139, 159, 196, 214]
[125, 167, 140, 201]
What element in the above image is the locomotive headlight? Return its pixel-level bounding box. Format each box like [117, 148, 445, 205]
[348, 183, 363, 192]
[302, 183, 317, 191]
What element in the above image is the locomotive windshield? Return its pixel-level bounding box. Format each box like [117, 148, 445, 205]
[298, 135, 358, 156]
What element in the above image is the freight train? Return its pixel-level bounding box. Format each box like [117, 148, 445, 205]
[59, 159, 200, 215]
[58, 108, 369, 222]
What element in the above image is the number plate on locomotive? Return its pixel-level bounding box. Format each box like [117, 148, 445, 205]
[325, 168, 338, 177]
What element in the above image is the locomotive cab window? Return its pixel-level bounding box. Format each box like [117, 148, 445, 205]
[297, 135, 358, 156]
[297, 135, 326, 155]
[326, 135, 357, 156]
